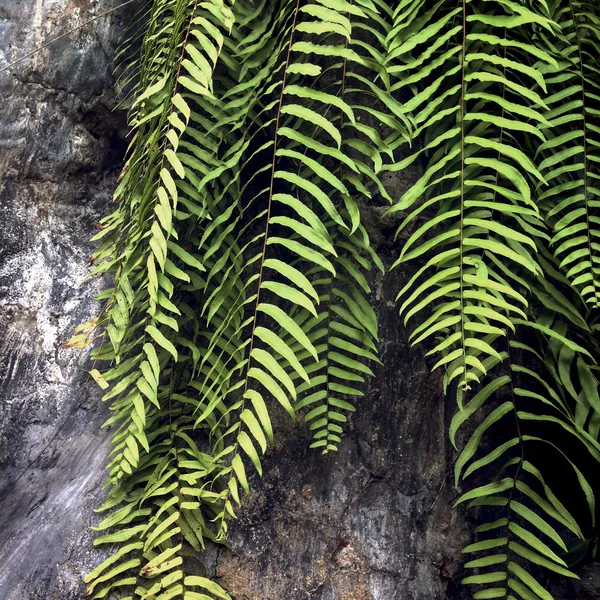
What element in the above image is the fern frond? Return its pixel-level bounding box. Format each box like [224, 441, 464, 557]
[386, 0, 557, 391]
[452, 332, 597, 600]
[289, 0, 394, 452]
[535, 0, 600, 307]
[91, 0, 236, 487]
[83, 410, 232, 599]
[295, 222, 383, 452]
[197, 0, 389, 499]
[83, 2, 248, 597]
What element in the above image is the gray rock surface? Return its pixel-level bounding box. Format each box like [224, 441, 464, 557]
[0, 2, 598, 600]
[0, 1, 131, 597]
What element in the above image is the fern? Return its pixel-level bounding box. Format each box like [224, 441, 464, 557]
[450, 320, 600, 597]
[59, 0, 600, 599]
[382, 0, 600, 597]
[535, 0, 600, 308]
[80, 1, 392, 597]
[386, 0, 557, 392]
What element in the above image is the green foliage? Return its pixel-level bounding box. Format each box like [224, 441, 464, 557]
[537, 0, 600, 307]
[70, 0, 600, 598]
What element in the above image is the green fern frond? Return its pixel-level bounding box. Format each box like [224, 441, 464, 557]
[83, 2, 247, 598]
[88, 0, 238, 489]
[535, 0, 600, 307]
[447, 230, 600, 598]
[295, 221, 383, 452]
[196, 0, 392, 498]
[452, 333, 597, 600]
[289, 0, 394, 452]
[386, 0, 557, 391]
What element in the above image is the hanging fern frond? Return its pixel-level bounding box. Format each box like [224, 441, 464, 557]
[380, 1, 600, 597]
[451, 332, 598, 599]
[448, 235, 600, 597]
[82, 2, 246, 598]
[292, 0, 396, 452]
[195, 0, 397, 498]
[296, 222, 383, 453]
[88, 0, 237, 487]
[534, 0, 600, 307]
[385, 0, 558, 392]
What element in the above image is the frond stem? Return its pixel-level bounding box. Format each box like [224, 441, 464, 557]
[502, 334, 526, 585]
[459, 0, 467, 388]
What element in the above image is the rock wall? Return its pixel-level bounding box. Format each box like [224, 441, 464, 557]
[0, 3, 598, 600]
[0, 1, 131, 597]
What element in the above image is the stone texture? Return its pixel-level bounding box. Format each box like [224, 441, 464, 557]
[0, 3, 599, 600]
[0, 1, 132, 597]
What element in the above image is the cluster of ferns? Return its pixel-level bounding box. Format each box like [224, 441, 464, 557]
[69, 0, 600, 598]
